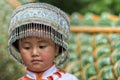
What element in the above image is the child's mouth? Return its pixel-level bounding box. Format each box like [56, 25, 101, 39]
[31, 59, 42, 64]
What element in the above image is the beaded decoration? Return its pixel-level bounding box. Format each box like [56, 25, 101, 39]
[8, 2, 70, 67]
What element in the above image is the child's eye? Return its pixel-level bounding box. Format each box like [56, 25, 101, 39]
[24, 47, 30, 50]
[39, 46, 46, 49]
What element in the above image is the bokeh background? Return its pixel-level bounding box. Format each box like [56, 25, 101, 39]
[0, 0, 120, 80]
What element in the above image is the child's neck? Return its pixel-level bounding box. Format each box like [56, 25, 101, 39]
[26, 63, 55, 77]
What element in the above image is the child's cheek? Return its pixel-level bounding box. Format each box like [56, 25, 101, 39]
[41, 52, 54, 61]
[20, 49, 31, 58]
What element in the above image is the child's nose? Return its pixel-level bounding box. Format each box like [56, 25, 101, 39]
[32, 48, 39, 57]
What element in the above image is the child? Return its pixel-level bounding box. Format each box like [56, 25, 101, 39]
[8, 2, 78, 80]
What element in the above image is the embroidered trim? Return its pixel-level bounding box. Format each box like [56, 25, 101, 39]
[18, 75, 31, 80]
[54, 72, 61, 77]
[47, 70, 66, 80]
[19, 70, 66, 80]
[47, 76, 54, 80]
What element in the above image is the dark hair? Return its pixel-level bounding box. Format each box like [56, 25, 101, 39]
[12, 40, 20, 52]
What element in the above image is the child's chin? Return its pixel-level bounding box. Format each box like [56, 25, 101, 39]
[30, 66, 46, 72]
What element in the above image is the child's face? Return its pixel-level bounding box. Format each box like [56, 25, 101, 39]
[19, 36, 59, 72]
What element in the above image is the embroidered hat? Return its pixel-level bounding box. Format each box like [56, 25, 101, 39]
[8, 2, 70, 66]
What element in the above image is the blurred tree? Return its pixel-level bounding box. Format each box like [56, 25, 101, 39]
[36, 0, 120, 15]
[36, 0, 83, 14]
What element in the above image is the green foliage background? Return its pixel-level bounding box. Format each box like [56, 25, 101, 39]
[37, 0, 120, 15]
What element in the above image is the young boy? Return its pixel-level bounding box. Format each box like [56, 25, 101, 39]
[8, 2, 78, 80]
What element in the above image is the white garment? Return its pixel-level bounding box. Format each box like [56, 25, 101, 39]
[57, 73, 79, 80]
[25, 65, 78, 80]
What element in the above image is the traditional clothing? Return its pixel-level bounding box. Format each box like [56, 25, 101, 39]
[18, 65, 78, 80]
[8, 2, 78, 80]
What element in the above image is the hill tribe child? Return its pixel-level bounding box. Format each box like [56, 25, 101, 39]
[8, 2, 78, 80]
